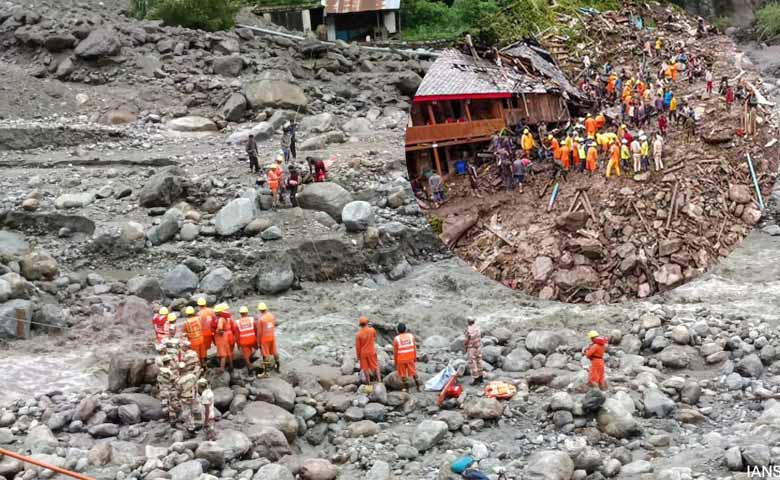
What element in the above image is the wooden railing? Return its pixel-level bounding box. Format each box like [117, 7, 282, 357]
[405, 118, 506, 146]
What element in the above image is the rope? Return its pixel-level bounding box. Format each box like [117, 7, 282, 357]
[0, 447, 96, 480]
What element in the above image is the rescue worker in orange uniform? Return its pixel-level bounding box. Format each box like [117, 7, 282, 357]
[153, 307, 170, 344]
[197, 298, 215, 363]
[393, 323, 420, 391]
[182, 306, 205, 367]
[572, 137, 583, 172]
[520, 128, 535, 157]
[595, 113, 606, 131]
[214, 303, 234, 371]
[549, 135, 560, 161]
[584, 113, 597, 139]
[606, 139, 621, 177]
[257, 303, 280, 373]
[584, 330, 608, 390]
[558, 143, 571, 171]
[267, 160, 283, 209]
[355, 316, 381, 384]
[586, 142, 599, 174]
[235, 306, 257, 374]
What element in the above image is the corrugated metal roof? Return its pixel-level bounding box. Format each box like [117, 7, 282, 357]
[500, 41, 584, 100]
[414, 49, 553, 100]
[323, 0, 400, 14]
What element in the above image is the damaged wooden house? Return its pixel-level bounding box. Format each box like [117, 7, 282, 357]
[405, 41, 584, 179]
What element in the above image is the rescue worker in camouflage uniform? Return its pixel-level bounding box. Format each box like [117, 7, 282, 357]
[179, 339, 201, 379]
[156, 353, 179, 424]
[176, 366, 199, 432]
[463, 317, 484, 385]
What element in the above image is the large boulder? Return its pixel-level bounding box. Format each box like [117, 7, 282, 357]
[245, 425, 290, 461]
[199, 267, 234, 295]
[215, 429, 252, 461]
[146, 213, 180, 245]
[254, 464, 294, 480]
[464, 397, 504, 420]
[0, 299, 32, 338]
[254, 377, 296, 411]
[597, 397, 642, 438]
[245, 80, 308, 110]
[169, 460, 203, 480]
[643, 388, 676, 418]
[297, 182, 353, 222]
[222, 93, 248, 122]
[127, 276, 163, 301]
[0, 230, 30, 256]
[113, 393, 163, 421]
[195, 442, 225, 468]
[20, 250, 59, 281]
[524, 450, 575, 480]
[166, 116, 218, 132]
[161, 264, 198, 297]
[342, 117, 372, 136]
[115, 296, 151, 332]
[54, 192, 95, 209]
[392, 71, 423, 96]
[525, 330, 563, 354]
[412, 420, 448, 452]
[139, 169, 185, 208]
[255, 254, 294, 294]
[24, 425, 58, 454]
[243, 401, 299, 442]
[226, 122, 274, 145]
[341, 201, 374, 232]
[215, 197, 256, 236]
[213, 55, 243, 77]
[300, 113, 335, 133]
[74, 29, 121, 58]
[299, 458, 338, 480]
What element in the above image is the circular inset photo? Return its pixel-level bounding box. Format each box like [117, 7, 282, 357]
[406, 24, 778, 304]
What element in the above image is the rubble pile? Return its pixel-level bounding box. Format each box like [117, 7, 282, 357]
[441, 4, 779, 303]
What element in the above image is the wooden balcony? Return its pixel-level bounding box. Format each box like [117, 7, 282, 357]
[405, 118, 506, 147]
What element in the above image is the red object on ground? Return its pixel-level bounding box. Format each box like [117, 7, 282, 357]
[436, 373, 459, 406]
[445, 384, 463, 398]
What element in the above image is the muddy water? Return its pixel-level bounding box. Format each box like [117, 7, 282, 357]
[2, 351, 104, 404]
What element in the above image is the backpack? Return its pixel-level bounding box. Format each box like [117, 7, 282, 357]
[450, 456, 474, 474]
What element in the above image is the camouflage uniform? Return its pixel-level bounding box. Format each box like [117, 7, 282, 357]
[176, 372, 198, 431]
[180, 343, 202, 379]
[155, 355, 179, 424]
[464, 323, 483, 379]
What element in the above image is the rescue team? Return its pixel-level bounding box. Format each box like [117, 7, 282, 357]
[152, 300, 609, 435]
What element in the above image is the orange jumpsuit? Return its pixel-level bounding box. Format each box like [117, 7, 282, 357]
[393, 333, 417, 379]
[551, 138, 561, 160]
[257, 312, 278, 357]
[215, 313, 234, 359]
[572, 142, 582, 169]
[585, 337, 608, 387]
[584, 118, 597, 138]
[595, 114, 606, 130]
[198, 307, 215, 360]
[559, 145, 571, 170]
[355, 326, 379, 373]
[586, 145, 598, 172]
[268, 168, 281, 193]
[183, 316, 204, 355]
[236, 315, 257, 362]
[607, 143, 621, 177]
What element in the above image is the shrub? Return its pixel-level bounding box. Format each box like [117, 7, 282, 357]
[149, 0, 240, 31]
[756, 2, 780, 42]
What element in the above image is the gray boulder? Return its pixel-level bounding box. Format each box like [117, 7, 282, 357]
[253, 464, 293, 480]
[412, 420, 448, 452]
[215, 429, 252, 461]
[24, 425, 58, 454]
[146, 214, 180, 245]
[199, 267, 233, 295]
[139, 169, 185, 208]
[169, 460, 203, 480]
[33, 303, 65, 329]
[365, 460, 390, 480]
[297, 182, 353, 222]
[54, 192, 95, 209]
[244, 80, 308, 110]
[254, 377, 296, 411]
[222, 93, 248, 122]
[245, 425, 290, 461]
[0, 299, 32, 338]
[597, 398, 641, 438]
[525, 330, 563, 354]
[243, 401, 298, 442]
[195, 442, 225, 468]
[736, 353, 764, 378]
[0, 230, 30, 256]
[166, 116, 218, 132]
[162, 264, 198, 297]
[342, 117, 372, 136]
[74, 29, 121, 58]
[117, 404, 141, 425]
[643, 388, 676, 418]
[341, 201, 374, 232]
[464, 397, 503, 420]
[20, 250, 59, 280]
[127, 276, 162, 301]
[300, 113, 335, 133]
[299, 458, 338, 480]
[255, 254, 294, 294]
[524, 450, 574, 480]
[215, 197, 256, 236]
[213, 55, 243, 77]
[226, 122, 274, 145]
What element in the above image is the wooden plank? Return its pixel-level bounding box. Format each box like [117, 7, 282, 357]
[666, 181, 679, 230]
[568, 190, 583, 213]
[484, 223, 517, 248]
[633, 202, 652, 236]
[15, 308, 25, 338]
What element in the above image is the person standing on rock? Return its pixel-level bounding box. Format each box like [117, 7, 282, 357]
[156, 354, 179, 425]
[257, 303, 280, 374]
[153, 307, 169, 344]
[182, 306, 204, 367]
[180, 339, 202, 379]
[197, 378, 217, 440]
[355, 316, 381, 385]
[287, 165, 300, 208]
[464, 317, 483, 385]
[393, 323, 420, 391]
[197, 298, 215, 366]
[246, 134, 260, 174]
[584, 331, 608, 391]
[166, 313, 178, 340]
[653, 133, 664, 171]
[281, 122, 293, 162]
[214, 303, 234, 371]
[176, 361, 198, 432]
[267, 161, 283, 210]
[236, 306, 257, 375]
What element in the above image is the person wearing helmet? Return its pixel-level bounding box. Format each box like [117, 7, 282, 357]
[606, 137, 621, 178]
[464, 317, 483, 385]
[640, 134, 650, 171]
[620, 138, 631, 172]
[153, 307, 170, 344]
[355, 316, 380, 384]
[256, 303, 280, 374]
[214, 304, 235, 371]
[393, 323, 420, 392]
[236, 306, 257, 375]
[166, 313, 178, 338]
[584, 331, 608, 390]
[197, 298, 215, 363]
[586, 141, 598, 175]
[182, 306, 205, 367]
[179, 337, 201, 378]
[584, 113, 597, 139]
[267, 161, 283, 210]
[520, 128, 535, 157]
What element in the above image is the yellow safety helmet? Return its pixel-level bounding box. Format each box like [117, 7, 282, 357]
[214, 303, 227, 313]
[587, 330, 599, 339]
[197, 298, 207, 307]
[257, 303, 268, 312]
[159, 307, 169, 316]
[239, 306, 249, 314]
[276, 155, 284, 163]
[185, 306, 195, 315]
[586, 113, 592, 117]
[523, 128, 529, 134]
[167, 313, 177, 323]
[547, 134, 553, 140]
[620, 124, 627, 129]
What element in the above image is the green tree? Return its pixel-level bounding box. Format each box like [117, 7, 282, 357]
[142, 0, 240, 31]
